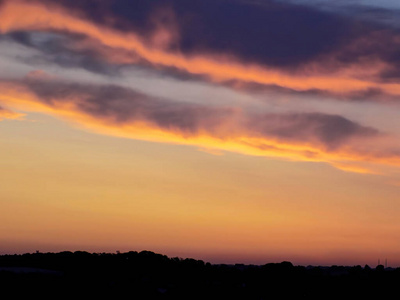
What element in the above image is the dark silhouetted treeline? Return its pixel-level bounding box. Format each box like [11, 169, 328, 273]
[0, 250, 398, 299]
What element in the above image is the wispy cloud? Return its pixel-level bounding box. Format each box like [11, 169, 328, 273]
[0, 105, 24, 121]
[2, 0, 400, 100]
[1, 0, 400, 174]
[1, 76, 399, 174]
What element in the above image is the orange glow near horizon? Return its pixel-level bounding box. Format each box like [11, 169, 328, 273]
[1, 110, 400, 266]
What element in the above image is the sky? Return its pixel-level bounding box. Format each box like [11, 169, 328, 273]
[1, 0, 400, 267]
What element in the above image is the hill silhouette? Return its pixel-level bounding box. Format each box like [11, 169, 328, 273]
[0, 250, 398, 299]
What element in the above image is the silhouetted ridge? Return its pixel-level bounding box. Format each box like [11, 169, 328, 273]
[0, 251, 398, 299]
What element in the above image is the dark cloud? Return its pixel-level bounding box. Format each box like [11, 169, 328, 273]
[40, 0, 356, 68]
[2, 31, 223, 84]
[220, 79, 400, 104]
[8, 0, 400, 89]
[249, 112, 380, 150]
[351, 5, 400, 24]
[314, 3, 400, 28]
[33, 0, 399, 70]
[8, 29, 399, 103]
[23, 79, 235, 136]
[4, 32, 128, 76]
[172, 0, 355, 68]
[19, 78, 381, 149]
[37, 0, 162, 36]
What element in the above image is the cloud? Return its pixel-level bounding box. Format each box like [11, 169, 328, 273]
[22, 79, 237, 136]
[3, 31, 132, 76]
[0, 106, 24, 121]
[2, 0, 400, 101]
[20, 78, 381, 147]
[1, 0, 400, 174]
[31, 0, 386, 69]
[248, 112, 379, 150]
[1, 76, 398, 174]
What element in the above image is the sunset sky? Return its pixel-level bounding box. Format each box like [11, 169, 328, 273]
[1, 0, 400, 267]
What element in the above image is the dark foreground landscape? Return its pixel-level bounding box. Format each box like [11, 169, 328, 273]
[0, 251, 398, 299]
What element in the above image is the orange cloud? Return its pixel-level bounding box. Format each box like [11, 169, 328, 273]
[1, 0, 400, 98]
[0, 106, 25, 121]
[330, 163, 381, 175]
[1, 77, 400, 174]
[2, 1, 400, 175]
